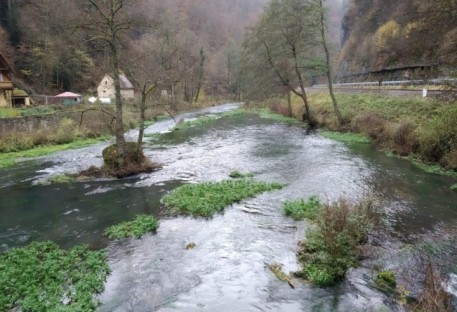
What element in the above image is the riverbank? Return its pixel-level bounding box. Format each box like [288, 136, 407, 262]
[254, 92, 457, 180]
[0, 100, 228, 169]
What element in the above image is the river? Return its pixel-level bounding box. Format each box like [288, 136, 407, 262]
[0, 103, 456, 311]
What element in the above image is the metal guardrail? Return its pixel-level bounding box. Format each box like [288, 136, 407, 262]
[313, 78, 457, 89]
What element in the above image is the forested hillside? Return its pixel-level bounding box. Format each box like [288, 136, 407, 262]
[339, 0, 457, 76]
[0, 0, 267, 96]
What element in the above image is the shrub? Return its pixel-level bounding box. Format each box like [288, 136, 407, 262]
[297, 198, 376, 286]
[0, 241, 109, 311]
[390, 121, 418, 156]
[283, 196, 322, 221]
[351, 113, 388, 142]
[53, 118, 84, 144]
[105, 215, 159, 239]
[163, 179, 283, 217]
[418, 106, 457, 164]
[102, 142, 145, 169]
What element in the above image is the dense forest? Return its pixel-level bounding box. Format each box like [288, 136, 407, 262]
[0, 0, 349, 99]
[339, 0, 457, 76]
[0, 0, 268, 97]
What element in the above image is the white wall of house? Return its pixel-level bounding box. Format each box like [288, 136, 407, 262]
[97, 75, 135, 100]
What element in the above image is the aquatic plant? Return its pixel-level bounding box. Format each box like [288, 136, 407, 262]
[163, 179, 283, 217]
[283, 196, 322, 221]
[375, 270, 397, 293]
[38, 174, 76, 185]
[172, 115, 218, 131]
[451, 184, 457, 191]
[105, 215, 159, 239]
[297, 198, 376, 286]
[255, 108, 297, 124]
[321, 131, 372, 144]
[229, 170, 254, 179]
[0, 241, 109, 311]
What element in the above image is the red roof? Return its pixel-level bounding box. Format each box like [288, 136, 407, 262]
[55, 92, 81, 97]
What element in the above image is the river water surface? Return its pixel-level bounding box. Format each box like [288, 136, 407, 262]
[0, 103, 456, 311]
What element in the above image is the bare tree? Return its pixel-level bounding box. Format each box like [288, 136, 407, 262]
[127, 26, 185, 153]
[78, 0, 137, 166]
[315, 0, 343, 125]
[243, 0, 325, 125]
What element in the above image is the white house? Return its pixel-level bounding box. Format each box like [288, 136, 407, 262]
[97, 74, 135, 100]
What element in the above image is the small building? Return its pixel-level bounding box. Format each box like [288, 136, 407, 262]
[55, 92, 82, 105]
[0, 53, 14, 108]
[97, 74, 135, 101]
[12, 89, 32, 107]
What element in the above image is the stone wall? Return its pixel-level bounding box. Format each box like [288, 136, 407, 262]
[0, 111, 110, 135]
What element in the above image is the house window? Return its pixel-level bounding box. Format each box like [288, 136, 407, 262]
[0, 74, 3, 81]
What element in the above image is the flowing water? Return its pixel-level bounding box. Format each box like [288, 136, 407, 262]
[0, 103, 456, 311]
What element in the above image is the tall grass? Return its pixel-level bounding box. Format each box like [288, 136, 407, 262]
[0, 136, 109, 169]
[296, 198, 376, 286]
[255, 92, 457, 172]
[163, 179, 283, 217]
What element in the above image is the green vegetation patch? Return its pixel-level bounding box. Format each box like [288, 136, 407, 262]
[321, 131, 372, 144]
[297, 199, 376, 286]
[163, 179, 283, 217]
[451, 184, 457, 191]
[229, 170, 255, 179]
[105, 215, 159, 239]
[173, 115, 218, 131]
[375, 270, 397, 293]
[37, 174, 76, 185]
[255, 108, 297, 124]
[0, 136, 109, 169]
[0, 241, 109, 312]
[283, 196, 322, 221]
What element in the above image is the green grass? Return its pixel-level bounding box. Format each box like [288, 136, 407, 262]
[0, 241, 110, 311]
[173, 116, 218, 131]
[0, 136, 109, 169]
[105, 215, 159, 239]
[255, 108, 298, 124]
[220, 109, 247, 118]
[283, 196, 322, 221]
[229, 170, 255, 179]
[163, 179, 283, 217]
[38, 174, 76, 185]
[0, 108, 21, 118]
[452, 184, 457, 191]
[411, 159, 457, 179]
[321, 131, 372, 144]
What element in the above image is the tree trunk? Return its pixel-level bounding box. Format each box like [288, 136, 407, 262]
[111, 43, 126, 164]
[287, 91, 292, 117]
[136, 89, 146, 154]
[293, 48, 313, 125]
[319, 0, 343, 125]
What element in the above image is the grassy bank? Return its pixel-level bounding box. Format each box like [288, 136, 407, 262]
[0, 241, 109, 311]
[0, 136, 109, 169]
[256, 92, 457, 178]
[163, 179, 283, 217]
